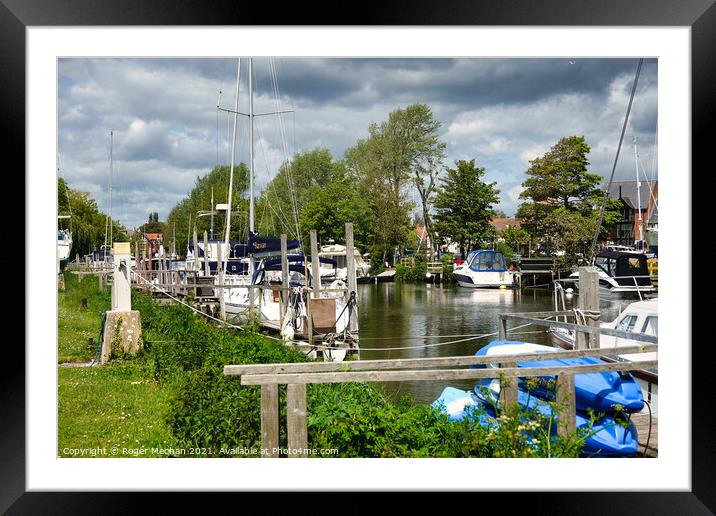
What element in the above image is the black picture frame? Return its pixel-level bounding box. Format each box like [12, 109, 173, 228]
[6, 0, 708, 512]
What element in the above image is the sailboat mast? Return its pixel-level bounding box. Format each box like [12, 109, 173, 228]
[210, 186, 214, 240]
[634, 136, 643, 245]
[224, 58, 241, 268]
[109, 130, 113, 249]
[249, 57, 255, 234]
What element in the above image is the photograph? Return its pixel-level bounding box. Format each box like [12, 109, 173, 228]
[12, 16, 705, 506]
[56, 56, 660, 460]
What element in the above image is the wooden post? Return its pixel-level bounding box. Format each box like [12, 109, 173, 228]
[260, 384, 279, 458]
[280, 234, 288, 323]
[217, 241, 226, 323]
[498, 316, 508, 340]
[309, 230, 320, 346]
[345, 222, 358, 333]
[556, 372, 576, 436]
[577, 266, 600, 349]
[134, 241, 139, 284]
[310, 230, 320, 297]
[287, 383, 307, 458]
[193, 226, 199, 273]
[203, 230, 210, 277]
[499, 364, 518, 409]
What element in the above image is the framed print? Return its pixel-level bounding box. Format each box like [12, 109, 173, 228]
[7, 0, 711, 511]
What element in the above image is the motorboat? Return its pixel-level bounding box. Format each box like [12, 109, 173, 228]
[569, 251, 656, 297]
[549, 298, 658, 412]
[318, 243, 370, 283]
[452, 249, 517, 288]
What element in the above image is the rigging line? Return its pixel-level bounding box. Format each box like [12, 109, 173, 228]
[637, 156, 659, 211]
[132, 269, 284, 341]
[254, 117, 296, 235]
[269, 58, 302, 243]
[590, 58, 643, 262]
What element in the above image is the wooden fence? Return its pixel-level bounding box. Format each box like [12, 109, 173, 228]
[224, 340, 658, 458]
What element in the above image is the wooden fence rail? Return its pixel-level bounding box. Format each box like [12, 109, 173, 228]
[225, 342, 657, 458]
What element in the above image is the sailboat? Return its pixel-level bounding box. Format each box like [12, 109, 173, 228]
[57, 215, 72, 273]
[213, 58, 354, 344]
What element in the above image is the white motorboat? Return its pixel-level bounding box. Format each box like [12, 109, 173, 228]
[318, 243, 370, 283]
[452, 249, 517, 288]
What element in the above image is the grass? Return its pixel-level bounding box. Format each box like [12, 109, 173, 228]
[57, 272, 178, 456]
[58, 361, 178, 457]
[58, 273, 109, 363]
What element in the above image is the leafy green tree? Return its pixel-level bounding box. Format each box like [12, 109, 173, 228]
[499, 225, 530, 256]
[298, 177, 371, 252]
[165, 164, 250, 256]
[57, 178, 127, 258]
[257, 148, 345, 240]
[433, 159, 501, 259]
[516, 136, 622, 265]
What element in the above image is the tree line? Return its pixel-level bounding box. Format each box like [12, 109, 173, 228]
[59, 104, 621, 268]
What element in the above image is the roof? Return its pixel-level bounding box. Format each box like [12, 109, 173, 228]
[597, 250, 647, 260]
[491, 217, 521, 231]
[416, 225, 428, 240]
[607, 180, 657, 208]
[144, 233, 163, 240]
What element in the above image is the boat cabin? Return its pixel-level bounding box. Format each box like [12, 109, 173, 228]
[594, 251, 651, 287]
[465, 250, 508, 272]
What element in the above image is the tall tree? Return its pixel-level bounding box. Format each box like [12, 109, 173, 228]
[165, 164, 250, 256]
[256, 148, 345, 239]
[433, 159, 500, 259]
[516, 135, 621, 264]
[57, 178, 127, 258]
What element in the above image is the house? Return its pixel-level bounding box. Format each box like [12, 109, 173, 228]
[607, 180, 658, 248]
[490, 217, 521, 232]
[142, 232, 164, 258]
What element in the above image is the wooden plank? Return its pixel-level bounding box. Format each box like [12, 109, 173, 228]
[556, 372, 576, 436]
[498, 317, 508, 340]
[345, 222, 358, 333]
[225, 344, 658, 375]
[240, 360, 659, 385]
[286, 384, 307, 458]
[499, 360, 518, 409]
[311, 298, 336, 334]
[577, 267, 600, 349]
[501, 315, 658, 343]
[260, 384, 279, 458]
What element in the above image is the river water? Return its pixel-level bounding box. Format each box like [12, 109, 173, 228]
[356, 282, 633, 404]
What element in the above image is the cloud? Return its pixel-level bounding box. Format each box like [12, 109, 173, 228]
[58, 57, 657, 225]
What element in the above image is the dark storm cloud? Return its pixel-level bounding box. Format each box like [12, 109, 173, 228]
[58, 57, 658, 227]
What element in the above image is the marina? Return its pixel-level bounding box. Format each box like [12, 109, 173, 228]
[56, 55, 662, 462]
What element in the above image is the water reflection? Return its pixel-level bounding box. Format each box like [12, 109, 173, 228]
[357, 282, 638, 404]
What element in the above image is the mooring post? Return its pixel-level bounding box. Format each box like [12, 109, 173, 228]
[287, 383, 308, 458]
[217, 241, 225, 323]
[345, 222, 358, 334]
[499, 364, 518, 410]
[308, 230, 320, 346]
[260, 384, 279, 458]
[498, 315, 508, 340]
[193, 226, 199, 272]
[577, 266, 600, 349]
[203, 230, 210, 277]
[556, 372, 576, 436]
[134, 241, 139, 284]
[280, 234, 288, 323]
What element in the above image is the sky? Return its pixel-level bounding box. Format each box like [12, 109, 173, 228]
[57, 57, 658, 229]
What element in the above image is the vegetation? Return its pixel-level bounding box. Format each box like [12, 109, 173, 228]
[58, 274, 590, 458]
[58, 178, 127, 259]
[516, 136, 622, 267]
[433, 159, 500, 259]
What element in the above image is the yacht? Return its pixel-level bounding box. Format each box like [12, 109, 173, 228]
[569, 251, 656, 297]
[318, 243, 370, 283]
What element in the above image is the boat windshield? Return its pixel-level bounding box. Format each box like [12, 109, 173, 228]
[469, 251, 506, 272]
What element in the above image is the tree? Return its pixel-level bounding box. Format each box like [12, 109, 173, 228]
[499, 225, 530, 255]
[382, 104, 446, 251]
[257, 148, 345, 240]
[516, 136, 622, 265]
[165, 164, 250, 256]
[433, 159, 500, 259]
[57, 178, 127, 258]
[298, 177, 371, 251]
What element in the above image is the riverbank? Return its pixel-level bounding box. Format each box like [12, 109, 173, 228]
[57, 273, 588, 458]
